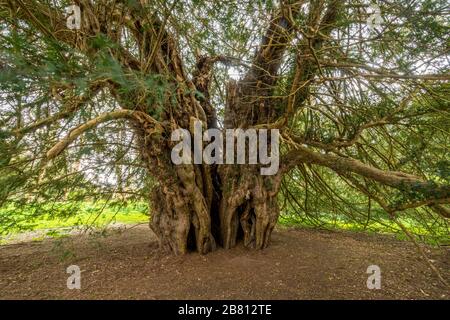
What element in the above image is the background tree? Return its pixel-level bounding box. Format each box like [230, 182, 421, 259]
[0, 0, 448, 255]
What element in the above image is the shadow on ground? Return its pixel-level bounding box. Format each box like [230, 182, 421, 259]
[0, 225, 448, 299]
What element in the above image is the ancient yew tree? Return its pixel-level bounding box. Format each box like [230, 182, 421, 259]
[0, 0, 449, 254]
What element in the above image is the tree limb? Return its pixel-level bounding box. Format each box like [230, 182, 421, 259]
[281, 145, 450, 200]
[46, 110, 160, 160]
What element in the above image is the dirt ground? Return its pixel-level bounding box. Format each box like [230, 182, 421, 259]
[0, 225, 448, 300]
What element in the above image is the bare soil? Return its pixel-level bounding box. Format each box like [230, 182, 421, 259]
[0, 225, 448, 299]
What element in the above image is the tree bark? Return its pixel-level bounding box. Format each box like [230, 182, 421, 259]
[146, 160, 282, 254]
[4, 0, 450, 257]
[132, 98, 283, 254]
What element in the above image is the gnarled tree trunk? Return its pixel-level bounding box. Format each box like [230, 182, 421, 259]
[124, 2, 301, 255]
[135, 72, 285, 254]
[9, 0, 448, 257]
[148, 161, 282, 254]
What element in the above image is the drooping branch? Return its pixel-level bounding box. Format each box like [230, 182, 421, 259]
[13, 83, 105, 137]
[46, 110, 161, 160]
[429, 204, 450, 219]
[281, 145, 450, 201]
[315, 59, 450, 81]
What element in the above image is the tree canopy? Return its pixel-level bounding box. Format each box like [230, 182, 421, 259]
[0, 0, 449, 253]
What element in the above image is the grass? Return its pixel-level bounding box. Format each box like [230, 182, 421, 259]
[278, 212, 449, 246]
[0, 201, 149, 237]
[0, 201, 448, 246]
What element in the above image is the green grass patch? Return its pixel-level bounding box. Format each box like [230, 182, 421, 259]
[0, 201, 148, 236]
[278, 211, 449, 246]
[1, 200, 447, 247]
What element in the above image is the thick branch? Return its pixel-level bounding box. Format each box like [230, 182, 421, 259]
[5, 0, 141, 70]
[282, 145, 450, 199]
[429, 204, 450, 219]
[46, 110, 160, 160]
[242, 0, 304, 88]
[13, 84, 104, 136]
[286, 0, 342, 116]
